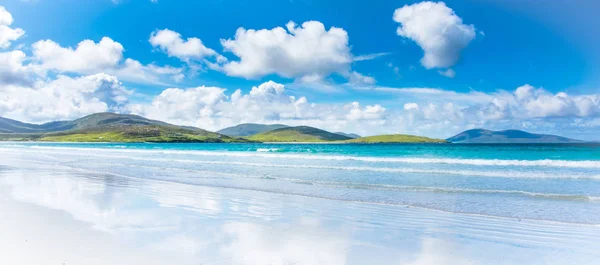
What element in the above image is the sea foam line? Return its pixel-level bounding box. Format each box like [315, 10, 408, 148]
[11, 145, 600, 169]
[13, 148, 600, 180]
[78, 162, 600, 202]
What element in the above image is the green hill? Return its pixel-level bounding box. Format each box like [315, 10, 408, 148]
[218, 123, 289, 137]
[0, 117, 73, 133]
[0, 113, 249, 143]
[247, 126, 352, 142]
[447, 129, 584, 143]
[345, 134, 447, 143]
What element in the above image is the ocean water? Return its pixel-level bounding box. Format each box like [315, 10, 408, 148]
[1, 142, 599, 264]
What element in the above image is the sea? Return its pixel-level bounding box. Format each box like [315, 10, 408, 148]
[0, 142, 599, 264]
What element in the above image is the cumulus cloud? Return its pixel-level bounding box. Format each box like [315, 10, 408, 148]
[404, 102, 419, 110]
[128, 80, 388, 134]
[32, 37, 124, 73]
[0, 50, 32, 85]
[0, 73, 130, 123]
[149, 29, 220, 62]
[346, 102, 386, 121]
[495, 84, 600, 118]
[30, 37, 183, 84]
[0, 6, 25, 49]
[128, 81, 310, 130]
[219, 21, 353, 81]
[377, 84, 600, 138]
[127, 85, 227, 128]
[393, 1, 476, 69]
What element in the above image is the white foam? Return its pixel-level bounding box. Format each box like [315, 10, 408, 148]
[15, 146, 600, 169]
[256, 148, 279, 152]
[14, 149, 600, 180]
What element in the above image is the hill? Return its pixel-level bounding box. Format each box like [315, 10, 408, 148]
[247, 126, 352, 142]
[345, 134, 447, 143]
[218, 123, 289, 137]
[0, 113, 249, 143]
[0, 117, 74, 133]
[334, 132, 361, 139]
[447, 129, 584, 143]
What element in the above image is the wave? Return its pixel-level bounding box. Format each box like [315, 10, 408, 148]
[3, 147, 600, 180]
[256, 148, 280, 152]
[173, 160, 600, 179]
[58, 162, 600, 203]
[17, 146, 600, 169]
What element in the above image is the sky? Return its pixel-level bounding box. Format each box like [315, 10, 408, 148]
[0, 0, 599, 140]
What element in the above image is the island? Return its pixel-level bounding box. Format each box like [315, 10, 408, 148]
[446, 129, 584, 143]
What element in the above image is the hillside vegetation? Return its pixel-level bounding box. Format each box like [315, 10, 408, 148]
[345, 134, 447, 143]
[218, 123, 289, 137]
[247, 126, 352, 142]
[0, 113, 249, 143]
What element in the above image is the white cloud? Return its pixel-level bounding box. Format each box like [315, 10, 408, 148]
[354, 52, 390, 62]
[149, 29, 219, 62]
[378, 84, 600, 138]
[348, 71, 376, 85]
[509, 84, 600, 118]
[32, 37, 124, 73]
[346, 102, 386, 121]
[219, 21, 353, 81]
[0, 6, 25, 49]
[393, 1, 476, 69]
[30, 37, 183, 85]
[0, 50, 31, 85]
[127, 85, 227, 128]
[115, 58, 184, 84]
[404, 102, 419, 110]
[128, 80, 388, 134]
[0, 73, 130, 123]
[438, 68, 456, 78]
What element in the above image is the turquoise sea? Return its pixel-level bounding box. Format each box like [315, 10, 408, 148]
[1, 142, 599, 264]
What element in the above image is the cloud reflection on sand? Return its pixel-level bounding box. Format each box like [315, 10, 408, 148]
[1, 162, 599, 265]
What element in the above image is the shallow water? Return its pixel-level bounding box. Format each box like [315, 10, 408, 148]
[0, 143, 599, 264]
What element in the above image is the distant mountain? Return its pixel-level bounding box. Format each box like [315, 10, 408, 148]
[347, 134, 447, 143]
[0, 113, 249, 143]
[247, 126, 352, 142]
[0, 117, 73, 133]
[334, 132, 361, 139]
[218, 123, 289, 137]
[447, 129, 584, 143]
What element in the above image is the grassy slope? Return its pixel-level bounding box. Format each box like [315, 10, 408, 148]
[0, 113, 251, 143]
[217, 123, 289, 137]
[345, 134, 447, 143]
[37, 125, 250, 143]
[247, 126, 351, 142]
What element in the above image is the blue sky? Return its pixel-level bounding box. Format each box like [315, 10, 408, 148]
[1, 0, 599, 139]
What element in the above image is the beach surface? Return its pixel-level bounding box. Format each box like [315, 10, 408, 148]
[1, 143, 599, 264]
